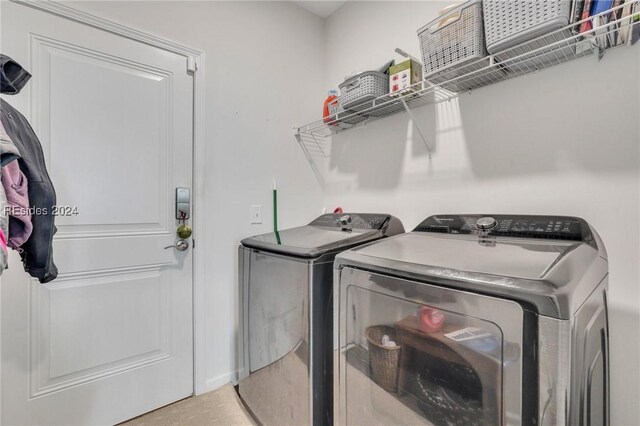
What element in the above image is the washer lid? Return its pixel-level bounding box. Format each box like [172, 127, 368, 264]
[344, 232, 574, 279]
[335, 215, 607, 319]
[241, 213, 404, 258]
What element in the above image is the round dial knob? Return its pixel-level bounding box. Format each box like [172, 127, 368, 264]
[339, 215, 352, 226]
[476, 216, 497, 230]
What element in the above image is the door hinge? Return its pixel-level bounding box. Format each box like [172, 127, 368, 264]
[187, 56, 198, 74]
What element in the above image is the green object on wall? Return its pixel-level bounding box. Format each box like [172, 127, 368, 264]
[273, 180, 281, 245]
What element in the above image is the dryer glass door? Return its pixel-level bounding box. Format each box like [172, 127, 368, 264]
[336, 268, 524, 425]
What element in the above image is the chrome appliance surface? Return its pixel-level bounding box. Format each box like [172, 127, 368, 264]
[334, 214, 609, 426]
[241, 213, 404, 258]
[538, 278, 609, 426]
[336, 214, 607, 319]
[238, 213, 404, 426]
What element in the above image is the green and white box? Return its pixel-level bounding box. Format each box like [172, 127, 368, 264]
[389, 59, 423, 95]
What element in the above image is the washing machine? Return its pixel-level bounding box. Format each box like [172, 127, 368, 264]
[237, 213, 404, 426]
[334, 214, 609, 426]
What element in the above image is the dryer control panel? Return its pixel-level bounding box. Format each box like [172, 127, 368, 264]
[414, 214, 592, 241]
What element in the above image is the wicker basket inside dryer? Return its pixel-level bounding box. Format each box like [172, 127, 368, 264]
[366, 325, 402, 393]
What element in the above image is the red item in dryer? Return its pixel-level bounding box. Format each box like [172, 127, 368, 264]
[417, 306, 445, 333]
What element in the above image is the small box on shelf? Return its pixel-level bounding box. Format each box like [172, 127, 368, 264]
[389, 59, 423, 96]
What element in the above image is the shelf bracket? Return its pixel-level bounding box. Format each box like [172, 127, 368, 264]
[292, 127, 328, 187]
[400, 97, 433, 158]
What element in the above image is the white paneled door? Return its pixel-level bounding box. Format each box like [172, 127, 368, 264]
[1, 2, 195, 424]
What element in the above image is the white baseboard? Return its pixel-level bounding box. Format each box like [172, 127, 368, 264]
[204, 372, 233, 394]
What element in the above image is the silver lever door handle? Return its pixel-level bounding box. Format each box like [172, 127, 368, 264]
[164, 239, 189, 251]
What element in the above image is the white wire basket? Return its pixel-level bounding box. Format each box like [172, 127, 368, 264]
[418, 0, 490, 92]
[339, 71, 389, 113]
[484, 0, 576, 70]
[484, 0, 573, 54]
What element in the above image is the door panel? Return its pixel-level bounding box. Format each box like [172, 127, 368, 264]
[40, 36, 171, 233]
[30, 269, 171, 397]
[1, 2, 194, 424]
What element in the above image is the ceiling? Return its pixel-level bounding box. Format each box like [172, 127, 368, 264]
[292, 1, 347, 18]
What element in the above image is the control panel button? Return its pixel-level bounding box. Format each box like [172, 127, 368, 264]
[476, 217, 497, 230]
[339, 215, 352, 226]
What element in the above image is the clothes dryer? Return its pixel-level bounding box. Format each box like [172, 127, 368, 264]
[238, 213, 404, 426]
[334, 214, 608, 425]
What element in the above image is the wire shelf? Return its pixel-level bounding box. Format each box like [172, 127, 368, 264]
[295, 1, 639, 149]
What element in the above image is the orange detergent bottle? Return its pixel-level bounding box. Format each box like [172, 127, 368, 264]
[322, 89, 339, 125]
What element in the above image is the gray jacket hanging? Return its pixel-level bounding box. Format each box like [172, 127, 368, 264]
[0, 55, 32, 95]
[1, 54, 58, 283]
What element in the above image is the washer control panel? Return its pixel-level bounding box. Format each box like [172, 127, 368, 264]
[414, 214, 592, 241]
[310, 213, 390, 230]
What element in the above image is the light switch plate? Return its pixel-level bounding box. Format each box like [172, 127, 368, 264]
[250, 205, 262, 224]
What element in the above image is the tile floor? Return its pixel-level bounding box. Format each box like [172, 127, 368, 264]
[122, 384, 255, 426]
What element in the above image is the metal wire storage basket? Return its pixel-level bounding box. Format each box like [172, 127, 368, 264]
[483, 0, 575, 73]
[366, 325, 402, 393]
[483, 0, 573, 54]
[339, 71, 389, 113]
[418, 0, 488, 92]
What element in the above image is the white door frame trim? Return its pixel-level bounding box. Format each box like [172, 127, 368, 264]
[5, 0, 209, 398]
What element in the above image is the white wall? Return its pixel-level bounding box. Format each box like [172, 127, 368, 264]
[66, 0, 326, 391]
[322, 2, 640, 425]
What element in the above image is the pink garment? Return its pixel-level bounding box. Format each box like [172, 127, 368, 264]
[1, 160, 32, 248]
[0, 228, 7, 255]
